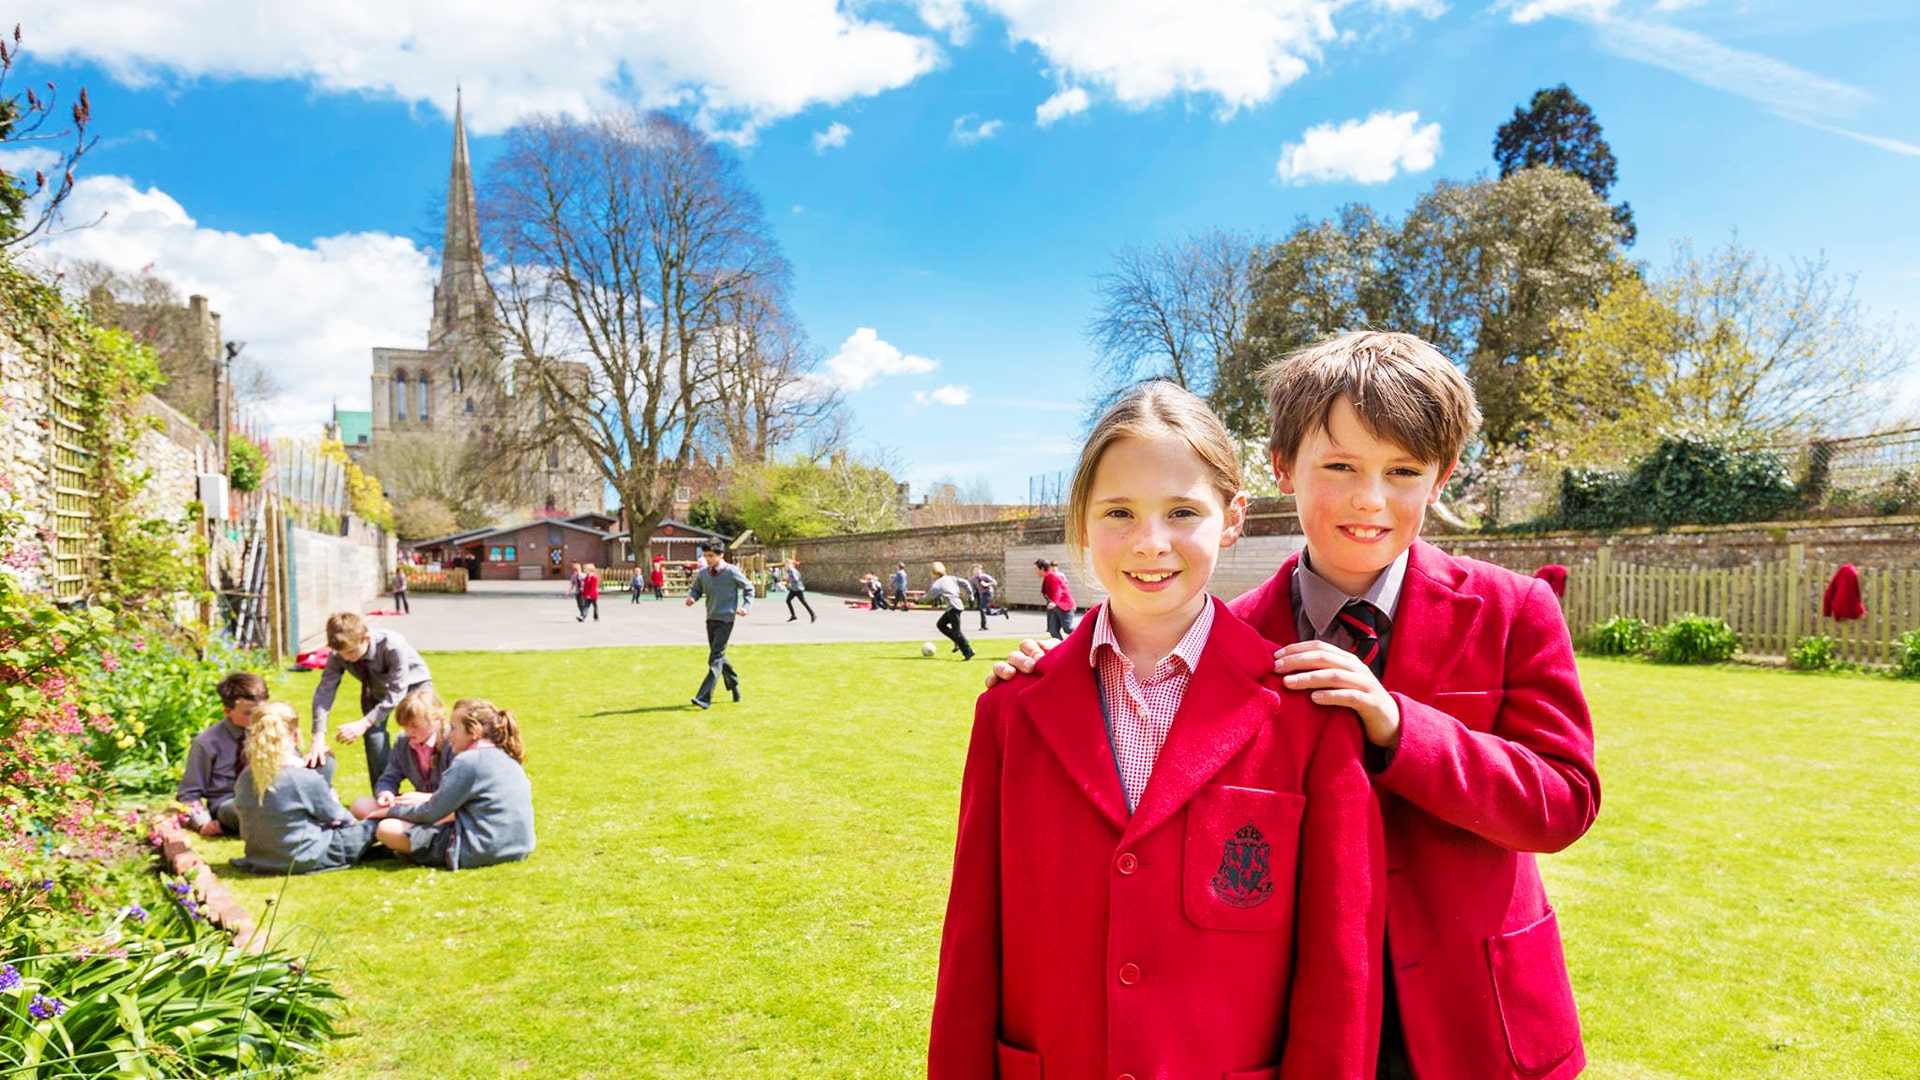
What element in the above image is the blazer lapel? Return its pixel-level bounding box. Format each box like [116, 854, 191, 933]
[1386, 540, 1484, 701]
[1121, 600, 1273, 846]
[1017, 629, 1131, 833]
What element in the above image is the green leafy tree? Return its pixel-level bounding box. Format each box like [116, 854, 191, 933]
[394, 496, 460, 540]
[729, 452, 905, 543]
[1495, 83, 1635, 246]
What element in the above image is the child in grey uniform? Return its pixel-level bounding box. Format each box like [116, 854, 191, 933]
[373, 698, 535, 871]
[926, 561, 976, 660]
[232, 702, 378, 874]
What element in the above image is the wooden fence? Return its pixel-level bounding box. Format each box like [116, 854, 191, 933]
[1562, 544, 1920, 665]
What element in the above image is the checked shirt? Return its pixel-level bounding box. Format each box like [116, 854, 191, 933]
[1089, 598, 1216, 813]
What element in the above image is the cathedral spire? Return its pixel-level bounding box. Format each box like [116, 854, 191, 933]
[429, 87, 493, 349]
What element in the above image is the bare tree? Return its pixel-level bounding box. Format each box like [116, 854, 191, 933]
[1088, 230, 1255, 412]
[707, 277, 841, 464]
[0, 25, 95, 249]
[484, 109, 793, 542]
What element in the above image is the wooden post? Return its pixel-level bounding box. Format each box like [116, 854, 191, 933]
[1784, 543, 1805, 648]
[264, 497, 284, 665]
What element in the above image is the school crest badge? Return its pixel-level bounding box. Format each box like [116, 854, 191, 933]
[1209, 822, 1273, 909]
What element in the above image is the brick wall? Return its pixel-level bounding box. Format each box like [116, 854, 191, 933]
[1428, 516, 1920, 573]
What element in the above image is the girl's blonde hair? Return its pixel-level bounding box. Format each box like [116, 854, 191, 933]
[245, 701, 302, 799]
[1065, 380, 1245, 548]
[394, 688, 447, 737]
[450, 698, 526, 764]
[930, 561, 948, 577]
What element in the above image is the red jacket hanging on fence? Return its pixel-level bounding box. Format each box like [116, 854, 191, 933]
[1533, 564, 1569, 598]
[1822, 564, 1865, 621]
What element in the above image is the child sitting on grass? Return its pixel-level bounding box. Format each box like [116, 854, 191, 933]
[176, 671, 266, 838]
[369, 698, 535, 871]
[350, 689, 454, 821]
[231, 702, 379, 874]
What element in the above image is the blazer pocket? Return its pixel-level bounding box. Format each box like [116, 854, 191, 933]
[1486, 906, 1581, 1074]
[1183, 784, 1304, 933]
[1434, 689, 1504, 732]
[996, 1039, 1042, 1080]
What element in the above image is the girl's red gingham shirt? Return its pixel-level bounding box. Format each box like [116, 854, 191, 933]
[1089, 598, 1215, 812]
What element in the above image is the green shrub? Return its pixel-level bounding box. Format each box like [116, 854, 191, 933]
[1788, 634, 1837, 671]
[226, 437, 266, 493]
[1651, 613, 1741, 664]
[1538, 430, 1800, 531]
[1586, 615, 1653, 656]
[1893, 630, 1920, 680]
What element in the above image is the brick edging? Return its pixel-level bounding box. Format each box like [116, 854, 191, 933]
[148, 818, 267, 952]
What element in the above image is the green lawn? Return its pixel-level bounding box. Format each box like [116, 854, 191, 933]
[200, 646, 1920, 1079]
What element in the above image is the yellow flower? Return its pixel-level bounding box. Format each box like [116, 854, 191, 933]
[115, 734, 136, 749]
[132, 720, 145, 735]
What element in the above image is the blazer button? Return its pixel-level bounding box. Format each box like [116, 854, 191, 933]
[1118, 962, 1140, 986]
[1118, 1074, 1138, 1080]
[1116, 852, 1138, 875]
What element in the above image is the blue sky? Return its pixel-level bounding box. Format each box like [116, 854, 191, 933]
[12, 0, 1918, 501]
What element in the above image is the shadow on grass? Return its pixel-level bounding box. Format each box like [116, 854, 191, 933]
[586, 703, 721, 717]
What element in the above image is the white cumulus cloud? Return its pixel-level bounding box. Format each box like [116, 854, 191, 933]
[918, 0, 975, 44]
[1276, 110, 1442, 185]
[912, 384, 972, 409]
[1036, 87, 1091, 127]
[987, 0, 1442, 120]
[951, 114, 1003, 144]
[813, 121, 853, 154]
[25, 0, 942, 141]
[35, 175, 434, 436]
[822, 328, 939, 391]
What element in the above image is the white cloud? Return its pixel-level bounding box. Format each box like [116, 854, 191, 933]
[0, 147, 64, 179]
[1036, 87, 1091, 127]
[35, 175, 433, 435]
[1789, 116, 1920, 158]
[822, 328, 939, 391]
[26, 1, 942, 141]
[911, 384, 972, 409]
[813, 121, 853, 154]
[918, 0, 974, 44]
[1276, 110, 1442, 185]
[1501, 0, 1619, 24]
[951, 114, 1003, 144]
[987, 0, 1442, 120]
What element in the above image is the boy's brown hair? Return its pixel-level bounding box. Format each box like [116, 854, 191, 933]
[1260, 330, 1481, 469]
[325, 611, 369, 651]
[216, 671, 268, 709]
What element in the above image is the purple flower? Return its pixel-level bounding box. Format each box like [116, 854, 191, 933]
[182, 899, 201, 921]
[167, 879, 190, 896]
[120, 903, 147, 923]
[0, 964, 19, 991]
[28, 994, 65, 1019]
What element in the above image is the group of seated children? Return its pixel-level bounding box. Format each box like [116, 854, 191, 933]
[176, 609, 535, 875]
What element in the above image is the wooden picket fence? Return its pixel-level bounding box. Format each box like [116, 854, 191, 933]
[1562, 544, 1920, 666]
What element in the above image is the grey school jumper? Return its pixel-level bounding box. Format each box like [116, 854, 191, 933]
[231, 766, 377, 874]
[176, 718, 247, 832]
[388, 746, 535, 870]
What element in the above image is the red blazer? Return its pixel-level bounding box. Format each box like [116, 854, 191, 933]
[1229, 540, 1600, 1080]
[1041, 570, 1074, 610]
[929, 598, 1384, 1080]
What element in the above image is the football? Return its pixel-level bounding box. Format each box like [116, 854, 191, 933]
[921, 642, 937, 657]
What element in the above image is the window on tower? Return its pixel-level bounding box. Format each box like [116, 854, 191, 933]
[420, 377, 431, 422]
[393, 371, 409, 422]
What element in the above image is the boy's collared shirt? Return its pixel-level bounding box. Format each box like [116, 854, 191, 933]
[177, 717, 249, 826]
[1088, 597, 1215, 812]
[1292, 547, 1410, 656]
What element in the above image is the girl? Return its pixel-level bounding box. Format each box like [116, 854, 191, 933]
[350, 688, 453, 821]
[232, 702, 379, 874]
[578, 563, 601, 622]
[925, 561, 974, 660]
[372, 698, 535, 871]
[929, 381, 1382, 1079]
[650, 556, 667, 600]
[1036, 557, 1077, 640]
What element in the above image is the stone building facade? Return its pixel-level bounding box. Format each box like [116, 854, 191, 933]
[366, 93, 602, 518]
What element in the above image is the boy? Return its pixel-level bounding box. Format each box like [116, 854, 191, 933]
[309, 612, 435, 792]
[686, 540, 753, 709]
[890, 562, 909, 609]
[177, 671, 268, 837]
[993, 331, 1599, 1080]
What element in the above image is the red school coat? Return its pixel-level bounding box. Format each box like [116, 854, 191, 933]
[929, 597, 1385, 1080]
[1228, 540, 1600, 1080]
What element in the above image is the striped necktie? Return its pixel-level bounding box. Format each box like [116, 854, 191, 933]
[1336, 598, 1388, 677]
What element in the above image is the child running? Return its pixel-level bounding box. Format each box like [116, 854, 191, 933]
[371, 698, 535, 871]
[929, 381, 1382, 1078]
[350, 689, 454, 821]
[231, 702, 379, 874]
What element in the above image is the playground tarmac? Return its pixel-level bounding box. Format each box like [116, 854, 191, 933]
[363, 578, 1054, 653]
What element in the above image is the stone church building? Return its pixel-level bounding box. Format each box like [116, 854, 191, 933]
[350, 93, 603, 517]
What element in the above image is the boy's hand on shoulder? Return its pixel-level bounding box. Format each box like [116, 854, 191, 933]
[983, 638, 1058, 689]
[1274, 642, 1401, 748]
